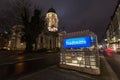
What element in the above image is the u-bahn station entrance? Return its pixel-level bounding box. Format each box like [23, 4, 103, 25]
[60, 30, 100, 75]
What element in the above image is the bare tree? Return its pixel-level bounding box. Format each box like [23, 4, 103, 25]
[2, 0, 45, 52]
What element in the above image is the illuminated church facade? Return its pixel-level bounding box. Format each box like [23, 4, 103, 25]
[36, 8, 61, 49]
[8, 8, 63, 50]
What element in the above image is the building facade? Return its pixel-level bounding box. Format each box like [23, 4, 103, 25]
[8, 25, 26, 50]
[36, 8, 62, 50]
[105, 1, 120, 52]
[8, 8, 63, 51]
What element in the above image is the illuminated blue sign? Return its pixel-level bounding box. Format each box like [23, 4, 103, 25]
[91, 36, 96, 42]
[63, 36, 91, 48]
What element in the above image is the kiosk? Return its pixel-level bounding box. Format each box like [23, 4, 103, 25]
[60, 30, 100, 75]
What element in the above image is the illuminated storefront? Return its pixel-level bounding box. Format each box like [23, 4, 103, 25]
[60, 30, 100, 75]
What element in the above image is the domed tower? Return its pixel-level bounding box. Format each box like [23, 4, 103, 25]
[45, 8, 58, 32]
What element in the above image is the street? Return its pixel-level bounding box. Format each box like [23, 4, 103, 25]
[0, 52, 59, 80]
[0, 50, 120, 80]
[102, 51, 120, 80]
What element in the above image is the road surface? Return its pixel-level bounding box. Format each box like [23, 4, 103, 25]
[102, 51, 120, 80]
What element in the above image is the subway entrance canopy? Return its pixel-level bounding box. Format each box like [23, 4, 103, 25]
[60, 30, 100, 75]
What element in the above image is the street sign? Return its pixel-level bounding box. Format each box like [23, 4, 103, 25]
[63, 36, 91, 48]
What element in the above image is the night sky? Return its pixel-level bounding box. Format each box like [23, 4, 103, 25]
[0, 0, 119, 42]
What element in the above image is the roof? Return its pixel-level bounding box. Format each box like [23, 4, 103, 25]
[47, 8, 56, 13]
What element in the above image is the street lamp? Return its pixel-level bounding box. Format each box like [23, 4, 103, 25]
[104, 39, 107, 41]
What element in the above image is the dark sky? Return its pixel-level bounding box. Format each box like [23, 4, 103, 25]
[0, 0, 119, 41]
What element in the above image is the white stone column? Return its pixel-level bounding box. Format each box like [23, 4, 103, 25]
[46, 36, 49, 49]
[43, 35, 45, 48]
[53, 37, 55, 48]
[56, 37, 58, 47]
[48, 36, 50, 49]
[58, 36, 61, 48]
[51, 37, 53, 49]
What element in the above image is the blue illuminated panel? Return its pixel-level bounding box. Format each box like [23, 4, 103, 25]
[63, 36, 91, 48]
[91, 36, 96, 42]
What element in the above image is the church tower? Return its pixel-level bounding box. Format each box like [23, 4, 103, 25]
[45, 8, 58, 32]
[37, 8, 61, 50]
